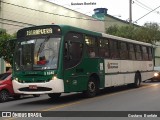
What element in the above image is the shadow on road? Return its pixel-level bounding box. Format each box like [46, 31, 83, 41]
[1, 95, 38, 103]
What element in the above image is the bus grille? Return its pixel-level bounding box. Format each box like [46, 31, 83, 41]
[18, 80, 50, 83]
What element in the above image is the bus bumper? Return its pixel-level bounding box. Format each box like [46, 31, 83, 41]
[12, 79, 64, 94]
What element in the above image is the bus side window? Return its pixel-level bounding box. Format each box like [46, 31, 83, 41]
[142, 46, 148, 60]
[135, 45, 142, 60]
[85, 36, 97, 58]
[129, 44, 136, 60]
[120, 42, 128, 59]
[99, 38, 109, 58]
[109, 40, 119, 59]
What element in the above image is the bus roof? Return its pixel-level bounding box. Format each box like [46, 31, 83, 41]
[102, 33, 153, 47]
[17, 24, 102, 38]
[58, 25, 102, 37]
[53, 25, 153, 47]
[17, 24, 153, 47]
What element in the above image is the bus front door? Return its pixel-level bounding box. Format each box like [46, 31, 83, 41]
[63, 41, 85, 92]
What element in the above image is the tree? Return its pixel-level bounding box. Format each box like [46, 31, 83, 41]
[106, 22, 160, 44]
[0, 29, 16, 66]
[142, 23, 160, 44]
[106, 25, 138, 40]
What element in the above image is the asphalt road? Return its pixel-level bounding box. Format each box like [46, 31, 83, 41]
[1, 81, 160, 120]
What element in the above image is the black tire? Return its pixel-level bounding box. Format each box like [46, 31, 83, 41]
[0, 90, 10, 102]
[48, 93, 61, 99]
[133, 73, 141, 88]
[33, 94, 40, 97]
[83, 77, 98, 98]
[13, 95, 21, 99]
[150, 78, 154, 82]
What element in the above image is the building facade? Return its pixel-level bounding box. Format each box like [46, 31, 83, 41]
[0, 1, 159, 72]
[0, 0, 105, 73]
[92, 8, 131, 29]
[0, 0, 105, 34]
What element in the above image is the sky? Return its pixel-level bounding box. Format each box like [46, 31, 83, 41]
[47, 0, 160, 26]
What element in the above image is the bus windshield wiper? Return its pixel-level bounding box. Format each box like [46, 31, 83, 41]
[38, 36, 50, 54]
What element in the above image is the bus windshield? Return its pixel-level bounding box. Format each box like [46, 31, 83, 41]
[14, 37, 61, 71]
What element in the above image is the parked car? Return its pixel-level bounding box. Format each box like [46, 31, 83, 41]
[0, 72, 40, 102]
[152, 66, 160, 81]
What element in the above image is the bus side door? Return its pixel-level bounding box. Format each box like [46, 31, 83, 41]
[63, 32, 85, 92]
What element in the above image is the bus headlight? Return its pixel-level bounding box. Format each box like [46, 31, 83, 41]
[52, 75, 57, 80]
[154, 72, 159, 77]
[15, 78, 19, 81]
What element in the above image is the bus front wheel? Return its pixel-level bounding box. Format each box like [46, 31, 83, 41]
[83, 77, 98, 98]
[48, 93, 61, 100]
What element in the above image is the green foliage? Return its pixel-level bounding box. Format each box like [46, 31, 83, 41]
[106, 22, 160, 44]
[0, 29, 16, 66]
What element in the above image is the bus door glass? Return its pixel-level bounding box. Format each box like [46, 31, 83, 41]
[64, 32, 83, 69]
[63, 32, 83, 91]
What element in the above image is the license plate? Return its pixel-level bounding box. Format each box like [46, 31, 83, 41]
[29, 85, 37, 89]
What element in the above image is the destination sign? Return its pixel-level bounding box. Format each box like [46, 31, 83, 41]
[17, 25, 61, 38]
[26, 28, 53, 36]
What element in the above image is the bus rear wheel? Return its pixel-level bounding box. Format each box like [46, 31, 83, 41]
[83, 77, 98, 98]
[48, 93, 61, 100]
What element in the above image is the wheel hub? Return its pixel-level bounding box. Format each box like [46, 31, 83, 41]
[1, 91, 8, 101]
[88, 81, 95, 92]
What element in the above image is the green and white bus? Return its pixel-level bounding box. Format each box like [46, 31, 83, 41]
[12, 25, 154, 98]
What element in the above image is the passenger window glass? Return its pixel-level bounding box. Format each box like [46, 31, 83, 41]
[129, 44, 136, 60]
[109, 40, 119, 59]
[142, 46, 148, 60]
[135, 45, 142, 60]
[120, 42, 128, 59]
[85, 36, 97, 58]
[99, 39, 109, 58]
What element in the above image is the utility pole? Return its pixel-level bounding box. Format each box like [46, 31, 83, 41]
[129, 0, 132, 24]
